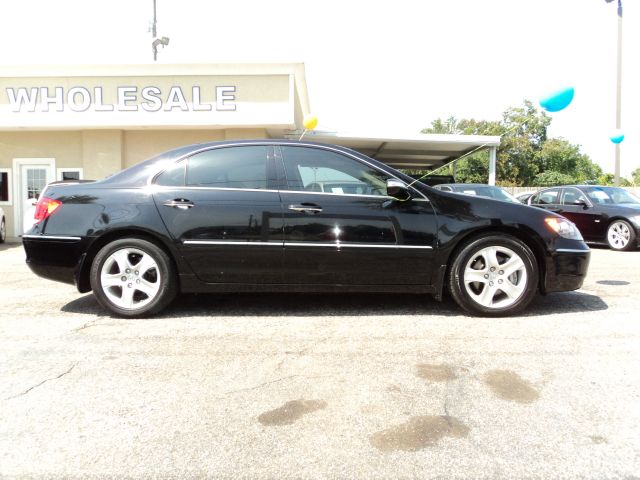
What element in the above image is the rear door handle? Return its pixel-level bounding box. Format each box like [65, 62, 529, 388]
[288, 203, 323, 214]
[163, 198, 194, 210]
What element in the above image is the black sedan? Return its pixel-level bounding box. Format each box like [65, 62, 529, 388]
[527, 185, 640, 251]
[23, 140, 590, 317]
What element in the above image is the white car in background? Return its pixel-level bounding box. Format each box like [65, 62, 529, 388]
[0, 206, 6, 243]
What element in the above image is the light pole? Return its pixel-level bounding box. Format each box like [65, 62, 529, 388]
[151, 0, 169, 61]
[606, 0, 623, 185]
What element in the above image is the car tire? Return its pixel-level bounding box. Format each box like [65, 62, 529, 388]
[0, 218, 5, 243]
[448, 234, 538, 317]
[90, 237, 177, 317]
[606, 220, 636, 251]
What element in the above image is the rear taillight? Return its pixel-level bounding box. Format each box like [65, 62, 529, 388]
[34, 197, 62, 222]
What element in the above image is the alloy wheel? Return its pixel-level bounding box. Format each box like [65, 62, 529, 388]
[100, 247, 161, 310]
[607, 221, 630, 250]
[463, 245, 528, 309]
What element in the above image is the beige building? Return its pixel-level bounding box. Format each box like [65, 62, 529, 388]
[0, 63, 499, 241]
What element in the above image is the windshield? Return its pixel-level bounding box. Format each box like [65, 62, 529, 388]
[585, 187, 640, 205]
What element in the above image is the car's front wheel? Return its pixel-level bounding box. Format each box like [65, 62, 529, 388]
[606, 220, 636, 251]
[0, 218, 5, 243]
[449, 234, 539, 316]
[90, 238, 177, 317]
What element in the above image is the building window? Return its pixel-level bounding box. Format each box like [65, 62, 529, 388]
[0, 169, 11, 204]
[56, 168, 83, 182]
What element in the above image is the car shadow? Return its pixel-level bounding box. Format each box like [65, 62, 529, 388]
[61, 292, 462, 318]
[61, 290, 607, 318]
[0, 242, 22, 252]
[524, 291, 608, 316]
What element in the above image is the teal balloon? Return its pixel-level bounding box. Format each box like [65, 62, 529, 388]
[539, 86, 575, 112]
[610, 131, 625, 144]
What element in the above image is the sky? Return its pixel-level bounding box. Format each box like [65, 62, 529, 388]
[1, 0, 638, 177]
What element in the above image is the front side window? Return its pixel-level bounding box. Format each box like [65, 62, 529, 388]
[532, 188, 560, 205]
[186, 146, 269, 190]
[281, 146, 390, 196]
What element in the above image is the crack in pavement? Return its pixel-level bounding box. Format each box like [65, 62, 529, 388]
[4, 363, 78, 401]
[73, 320, 98, 332]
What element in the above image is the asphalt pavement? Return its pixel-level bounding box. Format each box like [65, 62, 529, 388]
[0, 242, 639, 479]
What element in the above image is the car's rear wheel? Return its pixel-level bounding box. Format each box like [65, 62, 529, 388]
[0, 218, 5, 243]
[449, 234, 538, 316]
[90, 238, 177, 317]
[606, 220, 636, 251]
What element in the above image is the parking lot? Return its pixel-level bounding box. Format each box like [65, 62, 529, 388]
[1, 242, 639, 479]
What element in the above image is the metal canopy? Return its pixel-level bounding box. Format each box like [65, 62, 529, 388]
[283, 131, 501, 170]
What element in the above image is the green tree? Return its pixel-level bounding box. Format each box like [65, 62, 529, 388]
[421, 100, 608, 187]
[422, 100, 550, 185]
[631, 168, 640, 185]
[532, 171, 576, 187]
[454, 155, 489, 184]
[496, 101, 551, 185]
[534, 138, 602, 184]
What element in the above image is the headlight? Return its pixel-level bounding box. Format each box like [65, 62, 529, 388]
[544, 217, 583, 241]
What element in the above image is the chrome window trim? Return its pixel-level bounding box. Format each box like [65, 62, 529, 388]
[152, 184, 432, 201]
[153, 185, 280, 194]
[182, 239, 433, 250]
[22, 234, 82, 241]
[148, 142, 429, 201]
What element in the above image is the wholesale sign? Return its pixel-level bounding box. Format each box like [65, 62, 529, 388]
[6, 85, 237, 113]
[0, 72, 294, 129]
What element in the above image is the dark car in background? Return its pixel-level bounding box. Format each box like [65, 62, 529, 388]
[0, 206, 5, 243]
[527, 185, 640, 251]
[23, 140, 590, 318]
[434, 183, 521, 203]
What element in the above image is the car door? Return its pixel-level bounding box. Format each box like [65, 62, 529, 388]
[557, 187, 602, 241]
[276, 145, 438, 286]
[152, 144, 284, 283]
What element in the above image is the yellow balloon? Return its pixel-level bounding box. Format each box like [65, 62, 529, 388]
[303, 114, 318, 131]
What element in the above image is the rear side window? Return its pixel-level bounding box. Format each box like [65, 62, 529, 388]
[531, 188, 560, 205]
[186, 146, 269, 189]
[156, 161, 186, 186]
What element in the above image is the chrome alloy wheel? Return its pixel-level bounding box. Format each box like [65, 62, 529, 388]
[463, 246, 528, 309]
[607, 221, 630, 250]
[99, 248, 161, 310]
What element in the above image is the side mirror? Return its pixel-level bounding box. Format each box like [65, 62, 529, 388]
[386, 179, 411, 201]
[573, 199, 588, 208]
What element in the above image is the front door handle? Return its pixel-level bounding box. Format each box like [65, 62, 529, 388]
[288, 203, 323, 214]
[163, 198, 194, 210]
